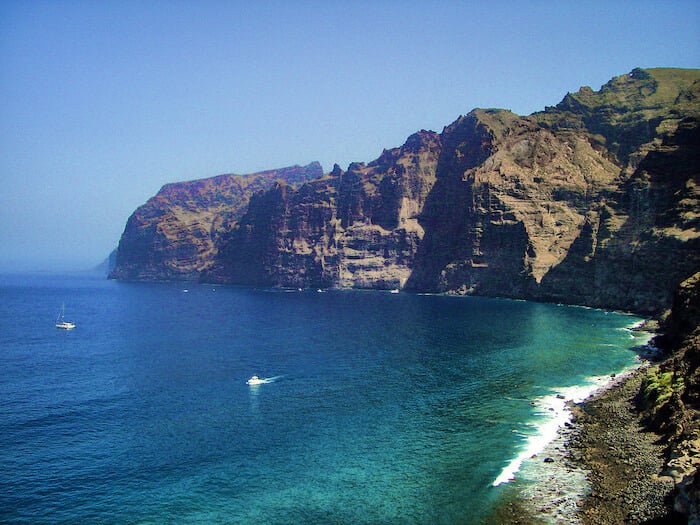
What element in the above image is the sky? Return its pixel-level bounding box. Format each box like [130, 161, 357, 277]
[1, 0, 698, 272]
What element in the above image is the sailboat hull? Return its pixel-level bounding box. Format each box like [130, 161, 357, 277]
[55, 303, 75, 329]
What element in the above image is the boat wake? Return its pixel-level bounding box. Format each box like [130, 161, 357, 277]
[246, 375, 285, 386]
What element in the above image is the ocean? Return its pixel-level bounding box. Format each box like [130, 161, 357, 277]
[0, 273, 650, 524]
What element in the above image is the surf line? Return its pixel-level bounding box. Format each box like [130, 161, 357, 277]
[491, 374, 631, 487]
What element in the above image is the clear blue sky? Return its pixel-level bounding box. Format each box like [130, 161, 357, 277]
[1, 0, 698, 271]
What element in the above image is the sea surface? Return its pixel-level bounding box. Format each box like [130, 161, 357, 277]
[0, 273, 651, 524]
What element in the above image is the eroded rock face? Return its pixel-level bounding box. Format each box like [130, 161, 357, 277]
[109, 163, 323, 280]
[111, 68, 700, 315]
[405, 68, 700, 314]
[535, 115, 700, 313]
[406, 109, 623, 299]
[202, 130, 442, 288]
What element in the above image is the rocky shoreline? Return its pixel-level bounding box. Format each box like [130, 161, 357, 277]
[484, 364, 690, 524]
[570, 367, 679, 524]
[484, 270, 700, 525]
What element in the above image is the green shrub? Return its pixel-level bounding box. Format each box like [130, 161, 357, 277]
[642, 368, 684, 409]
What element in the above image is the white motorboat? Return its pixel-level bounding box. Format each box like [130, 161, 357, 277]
[246, 375, 266, 385]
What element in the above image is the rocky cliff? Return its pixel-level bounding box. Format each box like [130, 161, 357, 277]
[406, 68, 700, 313]
[111, 68, 700, 315]
[202, 130, 441, 288]
[625, 271, 700, 523]
[109, 162, 323, 280]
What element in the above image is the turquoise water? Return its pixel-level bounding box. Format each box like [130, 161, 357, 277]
[0, 274, 647, 524]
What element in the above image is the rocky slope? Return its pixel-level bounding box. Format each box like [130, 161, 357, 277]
[646, 271, 700, 521]
[111, 67, 700, 316]
[565, 271, 700, 524]
[109, 162, 323, 280]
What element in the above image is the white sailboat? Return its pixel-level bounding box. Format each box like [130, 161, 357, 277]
[55, 303, 75, 330]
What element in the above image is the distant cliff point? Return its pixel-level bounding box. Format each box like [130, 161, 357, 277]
[109, 162, 323, 281]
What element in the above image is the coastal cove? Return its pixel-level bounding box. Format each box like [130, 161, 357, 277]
[0, 273, 650, 524]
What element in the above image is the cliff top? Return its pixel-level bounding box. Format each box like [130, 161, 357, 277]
[158, 161, 323, 197]
[558, 67, 700, 115]
[531, 67, 700, 163]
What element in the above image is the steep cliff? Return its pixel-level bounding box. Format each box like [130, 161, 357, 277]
[203, 131, 441, 288]
[111, 68, 700, 315]
[634, 271, 700, 522]
[535, 115, 700, 312]
[109, 162, 323, 280]
[405, 108, 623, 298]
[405, 68, 700, 313]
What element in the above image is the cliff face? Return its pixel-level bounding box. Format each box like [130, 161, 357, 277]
[109, 162, 323, 280]
[203, 130, 441, 288]
[405, 108, 623, 299]
[405, 68, 700, 313]
[111, 68, 700, 314]
[536, 116, 700, 312]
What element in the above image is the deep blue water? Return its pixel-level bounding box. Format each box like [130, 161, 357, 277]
[0, 274, 648, 524]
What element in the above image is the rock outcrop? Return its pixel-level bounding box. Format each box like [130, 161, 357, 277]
[110, 68, 700, 316]
[405, 108, 624, 300]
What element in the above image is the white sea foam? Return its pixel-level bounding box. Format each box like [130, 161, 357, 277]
[491, 375, 621, 487]
[627, 319, 646, 330]
[492, 316, 655, 487]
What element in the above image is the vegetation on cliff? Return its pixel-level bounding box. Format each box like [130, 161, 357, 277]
[652, 272, 700, 497]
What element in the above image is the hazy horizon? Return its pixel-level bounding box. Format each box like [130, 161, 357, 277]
[1, 1, 698, 273]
